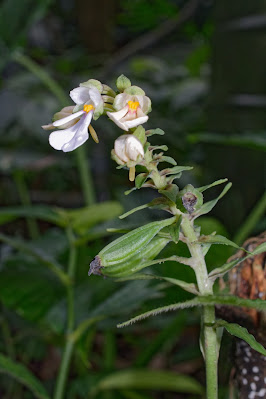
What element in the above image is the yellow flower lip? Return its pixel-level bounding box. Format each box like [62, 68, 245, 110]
[83, 104, 95, 113]
[127, 100, 139, 111]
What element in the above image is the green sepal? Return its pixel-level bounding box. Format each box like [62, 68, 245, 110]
[135, 172, 150, 189]
[146, 128, 165, 137]
[150, 145, 168, 152]
[167, 215, 182, 243]
[80, 79, 103, 93]
[124, 85, 145, 96]
[116, 74, 131, 92]
[133, 125, 147, 145]
[95, 216, 176, 267]
[159, 184, 179, 203]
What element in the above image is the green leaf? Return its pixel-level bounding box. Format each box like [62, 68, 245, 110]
[159, 156, 177, 166]
[159, 184, 179, 203]
[118, 298, 200, 328]
[0, 233, 69, 285]
[146, 128, 165, 137]
[119, 204, 149, 219]
[197, 234, 241, 250]
[66, 201, 123, 234]
[194, 182, 232, 218]
[93, 369, 203, 395]
[216, 321, 266, 356]
[209, 242, 266, 281]
[0, 205, 64, 227]
[118, 295, 266, 327]
[0, 353, 50, 399]
[164, 166, 193, 176]
[197, 178, 228, 193]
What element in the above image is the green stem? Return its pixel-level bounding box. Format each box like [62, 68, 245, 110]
[75, 146, 96, 206]
[203, 306, 218, 399]
[233, 190, 266, 245]
[181, 214, 218, 399]
[13, 170, 39, 239]
[54, 228, 77, 399]
[12, 51, 96, 206]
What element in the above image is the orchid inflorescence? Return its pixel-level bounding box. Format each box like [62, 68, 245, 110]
[43, 75, 152, 181]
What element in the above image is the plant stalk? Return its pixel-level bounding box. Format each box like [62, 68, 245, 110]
[53, 228, 77, 399]
[181, 214, 218, 399]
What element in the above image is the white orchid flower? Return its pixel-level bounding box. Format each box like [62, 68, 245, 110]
[114, 134, 144, 163]
[107, 90, 151, 131]
[45, 86, 103, 152]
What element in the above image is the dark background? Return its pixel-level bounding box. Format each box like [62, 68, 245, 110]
[0, 1, 265, 398]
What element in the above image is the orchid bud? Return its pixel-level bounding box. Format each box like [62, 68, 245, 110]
[177, 184, 203, 214]
[114, 135, 144, 163]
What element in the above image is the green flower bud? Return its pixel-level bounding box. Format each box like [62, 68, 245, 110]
[89, 216, 176, 275]
[176, 184, 203, 214]
[116, 75, 131, 92]
[101, 236, 170, 278]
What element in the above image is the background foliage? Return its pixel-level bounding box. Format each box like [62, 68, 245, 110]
[0, 0, 265, 398]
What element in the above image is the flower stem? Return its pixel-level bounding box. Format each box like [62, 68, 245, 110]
[75, 146, 96, 206]
[13, 170, 39, 239]
[53, 228, 77, 399]
[12, 51, 96, 206]
[181, 214, 218, 399]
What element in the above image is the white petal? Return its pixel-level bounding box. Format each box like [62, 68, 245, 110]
[53, 110, 84, 127]
[125, 135, 144, 161]
[88, 88, 102, 107]
[124, 115, 148, 129]
[141, 96, 151, 114]
[135, 95, 144, 109]
[70, 87, 92, 104]
[114, 136, 130, 162]
[62, 111, 93, 152]
[49, 126, 76, 150]
[113, 93, 130, 111]
[107, 106, 128, 122]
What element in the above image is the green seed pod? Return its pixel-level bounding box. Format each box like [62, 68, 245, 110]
[102, 236, 170, 277]
[89, 217, 175, 275]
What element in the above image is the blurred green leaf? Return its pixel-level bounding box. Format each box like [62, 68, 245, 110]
[217, 321, 266, 356]
[93, 369, 203, 395]
[0, 205, 63, 226]
[0, 0, 52, 49]
[188, 132, 266, 151]
[63, 201, 123, 234]
[0, 353, 50, 399]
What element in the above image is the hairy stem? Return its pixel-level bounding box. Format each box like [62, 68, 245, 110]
[181, 214, 218, 399]
[12, 51, 96, 206]
[54, 228, 77, 399]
